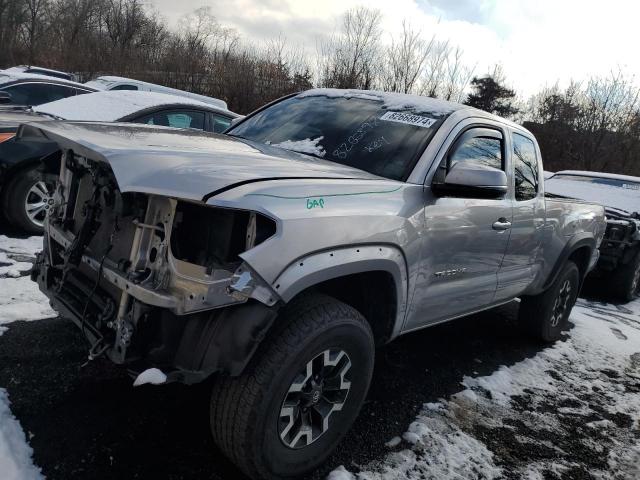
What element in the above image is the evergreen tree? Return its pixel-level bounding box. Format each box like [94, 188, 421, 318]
[464, 76, 518, 117]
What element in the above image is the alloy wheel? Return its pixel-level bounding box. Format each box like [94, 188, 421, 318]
[278, 348, 352, 449]
[25, 180, 52, 228]
[550, 279, 572, 327]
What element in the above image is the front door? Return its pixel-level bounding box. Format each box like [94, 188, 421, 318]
[405, 125, 513, 330]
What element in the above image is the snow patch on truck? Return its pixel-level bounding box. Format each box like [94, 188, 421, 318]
[297, 88, 463, 116]
[133, 368, 168, 387]
[271, 136, 326, 157]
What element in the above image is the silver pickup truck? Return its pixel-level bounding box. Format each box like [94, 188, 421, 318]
[23, 89, 605, 479]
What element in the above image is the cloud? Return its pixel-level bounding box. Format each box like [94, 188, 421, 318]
[149, 0, 640, 97]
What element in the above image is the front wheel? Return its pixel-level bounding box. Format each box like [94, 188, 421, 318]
[209, 294, 375, 480]
[2, 166, 54, 234]
[519, 260, 580, 342]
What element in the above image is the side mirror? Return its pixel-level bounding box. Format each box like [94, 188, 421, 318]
[0, 91, 11, 104]
[433, 162, 508, 198]
[230, 116, 243, 127]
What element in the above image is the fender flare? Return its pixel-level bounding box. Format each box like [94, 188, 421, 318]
[272, 244, 409, 339]
[541, 233, 596, 292]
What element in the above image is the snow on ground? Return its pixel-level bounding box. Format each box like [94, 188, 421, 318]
[331, 299, 640, 480]
[0, 235, 53, 480]
[0, 391, 43, 480]
[0, 235, 56, 334]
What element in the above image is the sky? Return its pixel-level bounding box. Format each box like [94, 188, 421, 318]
[147, 0, 640, 97]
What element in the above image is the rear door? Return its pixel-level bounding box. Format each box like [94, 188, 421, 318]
[495, 131, 545, 300]
[406, 123, 513, 330]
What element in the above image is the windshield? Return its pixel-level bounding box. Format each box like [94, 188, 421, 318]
[228, 95, 446, 181]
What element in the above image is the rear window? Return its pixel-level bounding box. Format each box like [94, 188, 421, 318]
[228, 95, 447, 181]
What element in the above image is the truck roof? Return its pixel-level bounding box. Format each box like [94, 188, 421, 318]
[296, 88, 527, 132]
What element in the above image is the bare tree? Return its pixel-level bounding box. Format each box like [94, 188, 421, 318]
[381, 21, 433, 94]
[318, 7, 382, 89]
[20, 0, 48, 64]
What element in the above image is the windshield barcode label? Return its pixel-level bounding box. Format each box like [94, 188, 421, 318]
[380, 111, 437, 128]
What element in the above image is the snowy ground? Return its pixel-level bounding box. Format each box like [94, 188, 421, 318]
[0, 233, 638, 480]
[0, 235, 54, 480]
[329, 299, 640, 480]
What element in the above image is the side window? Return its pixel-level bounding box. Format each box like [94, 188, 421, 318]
[111, 84, 138, 91]
[134, 110, 205, 130]
[513, 133, 539, 201]
[73, 88, 93, 96]
[166, 111, 205, 130]
[212, 114, 232, 133]
[1, 83, 77, 105]
[448, 129, 503, 172]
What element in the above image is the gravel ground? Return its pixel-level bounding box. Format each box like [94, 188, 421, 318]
[0, 231, 638, 480]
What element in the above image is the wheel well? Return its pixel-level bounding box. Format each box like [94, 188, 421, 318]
[568, 246, 592, 284]
[0, 149, 60, 200]
[294, 271, 397, 346]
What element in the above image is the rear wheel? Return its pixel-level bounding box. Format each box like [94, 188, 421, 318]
[2, 166, 54, 234]
[209, 294, 375, 480]
[609, 250, 640, 302]
[519, 261, 580, 342]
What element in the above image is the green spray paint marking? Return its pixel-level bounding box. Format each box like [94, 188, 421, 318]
[306, 198, 325, 209]
[246, 186, 402, 201]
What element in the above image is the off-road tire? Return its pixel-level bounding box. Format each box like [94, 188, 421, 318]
[609, 250, 640, 303]
[519, 260, 580, 342]
[209, 293, 375, 480]
[2, 166, 53, 234]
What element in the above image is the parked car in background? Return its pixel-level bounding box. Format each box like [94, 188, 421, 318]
[85, 75, 228, 110]
[546, 170, 640, 301]
[24, 88, 605, 479]
[0, 90, 238, 233]
[0, 71, 95, 106]
[2, 65, 78, 82]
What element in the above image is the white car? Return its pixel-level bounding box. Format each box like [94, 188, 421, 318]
[85, 75, 228, 110]
[2, 65, 77, 82]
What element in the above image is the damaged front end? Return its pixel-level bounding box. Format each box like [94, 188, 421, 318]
[594, 208, 640, 273]
[33, 151, 279, 383]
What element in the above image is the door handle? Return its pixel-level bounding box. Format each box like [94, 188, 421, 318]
[492, 218, 512, 231]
